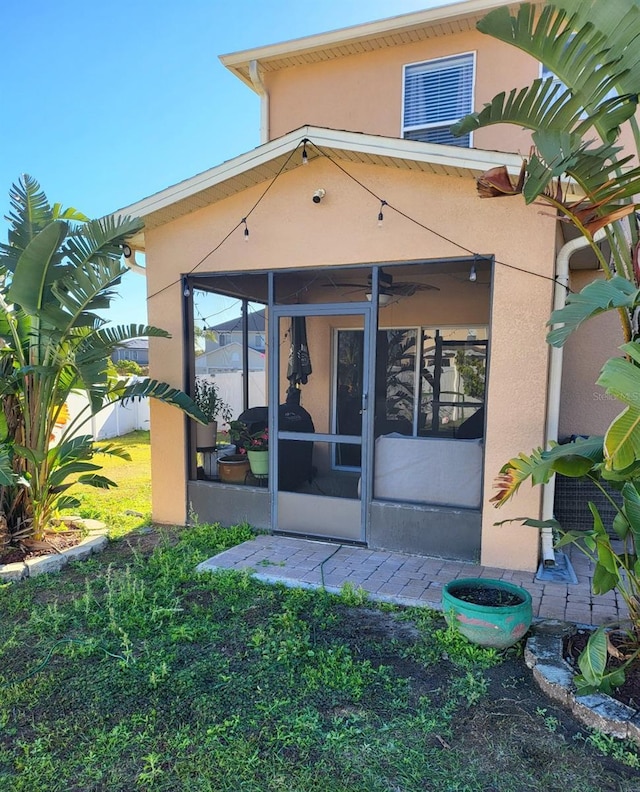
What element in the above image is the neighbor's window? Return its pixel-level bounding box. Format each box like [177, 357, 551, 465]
[403, 53, 475, 146]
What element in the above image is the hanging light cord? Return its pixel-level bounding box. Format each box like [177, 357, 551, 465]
[146, 134, 574, 305]
[304, 138, 571, 291]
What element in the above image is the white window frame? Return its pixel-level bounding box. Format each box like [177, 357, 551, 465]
[402, 51, 476, 146]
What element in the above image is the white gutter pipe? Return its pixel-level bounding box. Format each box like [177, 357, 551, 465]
[123, 251, 147, 277]
[249, 59, 269, 144]
[541, 228, 607, 566]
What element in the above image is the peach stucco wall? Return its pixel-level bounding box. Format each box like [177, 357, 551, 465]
[265, 30, 537, 156]
[146, 156, 557, 571]
[558, 270, 625, 440]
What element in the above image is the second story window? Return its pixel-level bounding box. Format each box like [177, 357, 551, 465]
[403, 53, 474, 146]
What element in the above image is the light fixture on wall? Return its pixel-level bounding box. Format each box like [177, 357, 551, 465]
[312, 188, 326, 204]
[377, 199, 387, 227]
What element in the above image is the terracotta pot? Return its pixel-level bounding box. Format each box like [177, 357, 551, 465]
[195, 420, 217, 449]
[217, 454, 250, 483]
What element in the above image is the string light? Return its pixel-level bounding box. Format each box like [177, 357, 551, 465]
[182, 276, 191, 297]
[122, 243, 132, 258]
[469, 265, 477, 282]
[378, 200, 387, 227]
[146, 135, 570, 305]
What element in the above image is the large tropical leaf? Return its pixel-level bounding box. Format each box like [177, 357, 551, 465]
[451, 77, 587, 139]
[62, 214, 143, 274]
[108, 378, 207, 423]
[473, 3, 639, 141]
[546, 277, 640, 347]
[492, 435, 604, 506]
[7, 221, 68, 313]
[0, 175, 54, 275]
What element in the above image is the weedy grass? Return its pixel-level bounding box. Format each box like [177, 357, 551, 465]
[1, 520, 639, 791]
[2, 433, 639, 789]
[64, 430, 152, 538]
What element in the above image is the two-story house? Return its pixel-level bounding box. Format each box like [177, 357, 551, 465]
[116, 0, 621, 572]
[195, 309, 266, 375]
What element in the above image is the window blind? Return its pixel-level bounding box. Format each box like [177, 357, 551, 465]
[403, 53, 474, 146]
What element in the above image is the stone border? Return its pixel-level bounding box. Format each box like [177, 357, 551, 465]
[0, 518, 108, 583]
[525, 620, 640, 747]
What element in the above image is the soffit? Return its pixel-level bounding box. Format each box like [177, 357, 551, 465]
[115, 127, 536, 250]
[220, 0, 542, 90]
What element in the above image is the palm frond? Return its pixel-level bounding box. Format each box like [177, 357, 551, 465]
[0, 175, 54, 274]
[547, 276, 640, 346]
[108, 378, 207, 423]
[7, 222, 68, 313]
[61, 214, 144, 273]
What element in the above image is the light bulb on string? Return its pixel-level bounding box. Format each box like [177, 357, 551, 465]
[301, 138, 309, 165]
[182, 277, 191, 297]
[377, 200, 387, 227]
[469, 265, 477, 282]
[242, 218, 249, 242]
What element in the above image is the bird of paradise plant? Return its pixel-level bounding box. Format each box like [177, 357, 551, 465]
[451, 0, 640, 692]
[0, 175, 206, 545]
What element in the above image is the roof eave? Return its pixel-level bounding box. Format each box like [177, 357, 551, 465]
[113, 126, 528, 250]
[220, 0, 537, 91]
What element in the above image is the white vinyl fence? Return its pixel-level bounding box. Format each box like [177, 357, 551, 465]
[58, 373, 265, 442]
[60, 379, 151, 442]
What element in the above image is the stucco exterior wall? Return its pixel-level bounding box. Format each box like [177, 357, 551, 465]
[264, 30, 536, 155]
[146, 156, 556, 570]
[559, 270, 624, 439]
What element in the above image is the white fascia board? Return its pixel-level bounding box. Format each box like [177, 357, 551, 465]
[220, 0, 522, 88]
[115, 125, 524, 221]
[113, 129, 307, 219]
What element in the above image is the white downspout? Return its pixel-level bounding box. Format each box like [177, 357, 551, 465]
[249, 59, 269, 144]
[123, 250, 146, 277]
[541, 229, 607, 566]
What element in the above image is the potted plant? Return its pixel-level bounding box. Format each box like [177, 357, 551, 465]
[193, 378, 232, 448]
[442, 578, 533, 649]
[229, 420, 269, 476]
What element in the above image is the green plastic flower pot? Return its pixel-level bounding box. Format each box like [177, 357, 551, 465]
[442, 577, 533, 649]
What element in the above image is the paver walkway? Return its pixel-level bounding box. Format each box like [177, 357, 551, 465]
[197, 534, 622, 627]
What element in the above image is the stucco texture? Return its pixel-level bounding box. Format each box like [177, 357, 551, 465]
[145, 156, 556, 570]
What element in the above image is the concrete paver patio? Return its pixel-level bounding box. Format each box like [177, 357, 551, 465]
[197, 534, 622, 628]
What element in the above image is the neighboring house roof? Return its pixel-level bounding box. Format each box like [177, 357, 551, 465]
[195, 342, 265, 370]
[208, 308, 266, 334]
[220, 0, 543, 90]
[115, 338, 149, 350]
[115, 125, 532, 250]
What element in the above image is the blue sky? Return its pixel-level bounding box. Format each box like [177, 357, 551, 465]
[1, 0, 454, 326]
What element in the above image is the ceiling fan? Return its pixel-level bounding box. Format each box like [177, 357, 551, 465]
[324, 268, 440, 297]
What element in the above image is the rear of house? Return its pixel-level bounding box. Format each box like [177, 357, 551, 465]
[117, 0, 622, 572]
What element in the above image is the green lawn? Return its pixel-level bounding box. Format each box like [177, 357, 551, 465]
[1, 431, 639, 790]
[65, 430, 152, 539]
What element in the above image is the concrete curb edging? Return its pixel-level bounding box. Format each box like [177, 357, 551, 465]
[0, 518, 108, 583]
[525, 620, 640, 747]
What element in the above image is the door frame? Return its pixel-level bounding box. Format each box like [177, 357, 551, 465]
[268, 299, 377, 544]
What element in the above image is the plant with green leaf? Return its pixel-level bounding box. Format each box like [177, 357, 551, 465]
[193, 377, 232, 424]
[0, 175, 206, 544]
[454, 0, 640, 692]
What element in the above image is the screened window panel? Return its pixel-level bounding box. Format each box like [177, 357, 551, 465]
[403, 54, 474, 146]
